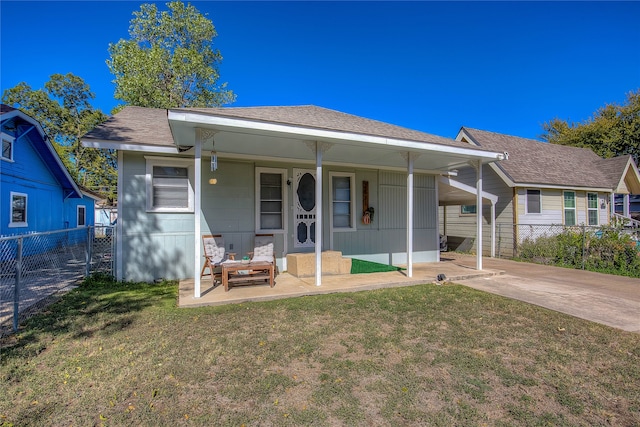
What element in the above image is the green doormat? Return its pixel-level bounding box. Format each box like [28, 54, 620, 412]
[350, 258, 406, 274]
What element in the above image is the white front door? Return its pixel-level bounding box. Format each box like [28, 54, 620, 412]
[294, 168, 316, 248]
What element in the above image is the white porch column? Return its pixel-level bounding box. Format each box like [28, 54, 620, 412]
[315, 141, 323, 286]
[406, 152, 414, 278]
[624, 194, 630, 218]
[491, 202, 496, 258]
[193, 139, 202, 298]
[476, 159, 483, 270]
[610, 192, 615, 218]
[435, 174, 440, 263]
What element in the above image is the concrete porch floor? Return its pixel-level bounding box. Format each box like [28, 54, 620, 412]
[179, 253, 503, 307]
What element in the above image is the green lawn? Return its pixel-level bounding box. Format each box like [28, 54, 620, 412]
[1, 276, 639, 426]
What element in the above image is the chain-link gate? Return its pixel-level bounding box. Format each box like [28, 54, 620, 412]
[0, 226, 115, 336]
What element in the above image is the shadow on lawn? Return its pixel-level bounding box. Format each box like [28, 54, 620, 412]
[0, 275, 176, 358]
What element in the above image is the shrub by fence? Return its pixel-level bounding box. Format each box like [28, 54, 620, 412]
[516, 224, 640, 277]
[0, 226, 114, 336]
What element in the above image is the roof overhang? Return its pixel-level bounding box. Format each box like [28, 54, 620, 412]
[616, 157, 640, 194]
[438, 176, 498, 206]
[166, 110, 506, 174]
[513, 183, 613, 192]
[1, 109, 82, 198]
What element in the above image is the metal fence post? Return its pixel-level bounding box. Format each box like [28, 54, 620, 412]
[85, 226, 92, 278]
[581, 224, 586, 270]
[13, 237, 23, 332]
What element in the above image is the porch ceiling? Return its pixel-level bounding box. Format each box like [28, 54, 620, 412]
[168, 115, 505, 174]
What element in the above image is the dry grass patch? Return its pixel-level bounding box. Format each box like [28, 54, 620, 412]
[1, 276, 639, 426]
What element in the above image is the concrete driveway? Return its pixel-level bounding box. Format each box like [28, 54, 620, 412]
[447, 253, 640, 333]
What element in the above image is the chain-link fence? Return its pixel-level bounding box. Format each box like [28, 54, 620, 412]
[444, 221, 640, 264]
[0, 226, 114, 336]
[513, 223, 640, 269]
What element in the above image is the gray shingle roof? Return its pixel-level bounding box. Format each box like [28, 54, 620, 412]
[82, 106, 173, 147]
[595, 156, 634, 189]
[181, 105, 473, 148]
[0, 104, 17, 115]
[460, 127, 627, 189]
[83, 105, 492, 153]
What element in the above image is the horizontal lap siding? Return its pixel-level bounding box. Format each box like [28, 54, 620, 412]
[1, 131, 66, 235]
[121, 152, 196, 282]
[123, 231, 193, 281]
[440, 165, 514, 257]
[518, 189, 562, 225]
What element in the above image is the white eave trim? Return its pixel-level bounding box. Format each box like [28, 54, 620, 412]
[515, 183, 612, 192]
[4, 109, 83, 197]
[168, 110, 506, 162]
[80, 190, 104, 201]
[487, 162, 516, 187]
[616, 157, 640, 193]
[82, 139, 179, 154]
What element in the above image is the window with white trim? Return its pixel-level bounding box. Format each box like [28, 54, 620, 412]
[563, 191, 576, 226]
[330, 172, 356, 230]
[145, 157, 194, 212]
[460, 205, 476, 215]
[77, 205, 86, 227]
[2, 132, 14, 161]
[587, 192, 599, 226]
[526, 189, 541, 214]
[255, 167, 286, 232]
[9, 192, 27, 227]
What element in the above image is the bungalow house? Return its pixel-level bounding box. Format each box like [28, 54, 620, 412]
[1, 104, 98, 237]
[81, 106, 505, 297]
[440, 127, 640, 257]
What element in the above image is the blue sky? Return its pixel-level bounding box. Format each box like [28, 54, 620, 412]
[1, 1, 639, 141]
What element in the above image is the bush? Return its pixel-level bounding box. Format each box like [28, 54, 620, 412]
[517, 225, 640, 278]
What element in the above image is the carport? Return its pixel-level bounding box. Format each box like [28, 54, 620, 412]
[438, 175, 498, 259]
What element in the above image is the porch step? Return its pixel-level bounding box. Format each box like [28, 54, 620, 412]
[286, 251, 352, 277]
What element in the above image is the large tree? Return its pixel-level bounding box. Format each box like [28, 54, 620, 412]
[107, 0, 235, 108]
[541, 89, 640, 165]
[2, 73, 117, 201]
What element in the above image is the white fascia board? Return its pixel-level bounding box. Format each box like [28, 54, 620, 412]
[169, 110, 505, 162]
[80, 190, 104, 201]
[488, 162, 515, 187]
[216, 151, 452, 174]
[82, 139, 179, 154]
[515, 183, 612, 192]
[618, 157, 640, 193]
[8, 111, 83, 198]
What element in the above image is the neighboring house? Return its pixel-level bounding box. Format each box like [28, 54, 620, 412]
[94, 200, 117, 226]
[440, 127, 640, 256]
[615, 194, 640, 220]
[0, 104, 98, 237]
[81, 105, 505, 296]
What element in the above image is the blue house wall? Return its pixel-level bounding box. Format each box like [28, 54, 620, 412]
[1, 105, 95, 238]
